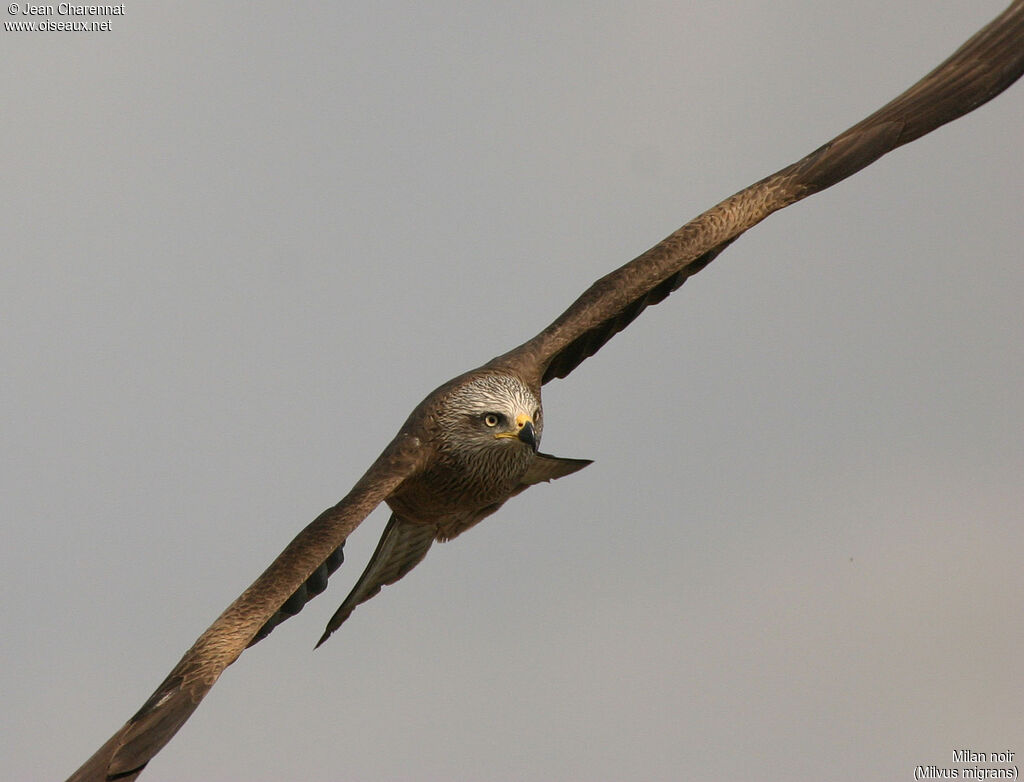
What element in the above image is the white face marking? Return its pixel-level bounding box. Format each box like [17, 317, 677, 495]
[437, 374, 542, 452]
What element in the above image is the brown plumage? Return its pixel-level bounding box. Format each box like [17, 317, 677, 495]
[67, 3, 1024, 781]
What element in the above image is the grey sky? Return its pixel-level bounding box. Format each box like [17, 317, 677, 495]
[3, 2, 1022, 781]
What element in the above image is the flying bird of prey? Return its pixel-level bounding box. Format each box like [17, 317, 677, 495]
[68, 3, 1024, 781]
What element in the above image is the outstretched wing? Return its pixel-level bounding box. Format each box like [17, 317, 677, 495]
[489, 0, 1024, 387]
[66, 433, 426, 782]
[247, 541, 347, 647]
[316, 514, 439, 647]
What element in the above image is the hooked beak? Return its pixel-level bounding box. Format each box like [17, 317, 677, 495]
[517, 419, 538, 452]
[496, 414, 538, 452]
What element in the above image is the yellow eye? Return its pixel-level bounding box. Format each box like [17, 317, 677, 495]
[484, 413, 500, 427]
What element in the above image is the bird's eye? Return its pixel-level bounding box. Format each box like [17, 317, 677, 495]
[483, 413, 500, 427]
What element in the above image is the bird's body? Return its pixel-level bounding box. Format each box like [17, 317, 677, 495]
[256, 369, 591, 647]
[394, 370, 545, 528]
[65, 3, 1024, 780]
[244, 368, 590, 649]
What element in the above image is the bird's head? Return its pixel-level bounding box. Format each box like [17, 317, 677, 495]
[435, 373, 542, 457]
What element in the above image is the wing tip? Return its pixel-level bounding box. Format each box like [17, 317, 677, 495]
[315, 604, 354, 649]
